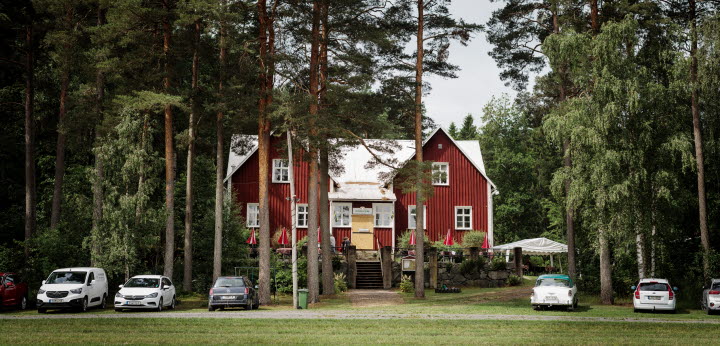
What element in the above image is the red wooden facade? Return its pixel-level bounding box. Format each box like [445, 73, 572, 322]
[228, 128, 494, 249]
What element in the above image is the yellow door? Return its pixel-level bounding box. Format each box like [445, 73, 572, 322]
[351, 214, 374, 250]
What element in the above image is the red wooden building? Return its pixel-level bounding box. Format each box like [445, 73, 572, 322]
[225, 128, 497, 250]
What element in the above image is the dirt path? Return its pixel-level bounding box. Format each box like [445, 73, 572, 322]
[2, 310, 720, 324]
[347, 289, 404, 307]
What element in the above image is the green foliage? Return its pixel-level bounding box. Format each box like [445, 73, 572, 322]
[462, 231, 486, 248]
[507, 275, 522, 286]
[333, 273, 347, 294]
[399, 274, 414, 293]
[456, 114, 478, 140]
[490, 257, 507, 271]
[459, 258, 485, 276]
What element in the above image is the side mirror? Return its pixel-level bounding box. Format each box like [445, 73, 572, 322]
[631, 286, 637, 291]
[88, 279, 96, 286]
[42, 280, 46, 285]
[673, 287, 678, 292]
[4, 281, 13, 287]
[118, 285, 124, 289]
[254, 285, 259, 290]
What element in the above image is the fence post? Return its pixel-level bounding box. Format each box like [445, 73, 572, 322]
[469, 247, 479, 262]
[381, 246, 392, 289]
[513, 247, 523, 278]
[347, 245, 357, 289]
[428, 247, 438, 289]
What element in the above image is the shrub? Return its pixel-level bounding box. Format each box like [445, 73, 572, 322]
[460, 258, 486, 276]
[399, 274, 414, 293]
[490, 257, 507, 271]
[334, 273, 348, 293]
[508, 275, 522, 286]
[462, 231, 485, 248]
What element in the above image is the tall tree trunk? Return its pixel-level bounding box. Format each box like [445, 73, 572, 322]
[414, 0, 425, 299]
[257, 0, 274, 305]
[50, 5, 74, 230]
[689, 0, 710, 281]
[319, 1, 333, 295]
[185, 18, 201, 290]
[306, 0, 322, 304]
[162, 1, 175, 279]
[24, 24, 35, 257]
[599, 226, 613, 304]
[590, 0, 599, 34]
[553, 2, 576, 281]
[91, 5, 107, 267]
[213, 8, 227, 282]
[636, 223, 645, 279]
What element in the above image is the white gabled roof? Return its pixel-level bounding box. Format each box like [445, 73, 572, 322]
[225, 128, 496, 192]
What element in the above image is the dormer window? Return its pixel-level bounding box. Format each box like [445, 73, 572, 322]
[272, 159, 290, 183]
[432, 162, 449, 186]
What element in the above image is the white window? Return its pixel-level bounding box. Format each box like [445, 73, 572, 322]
[272, 159, 290, 183]
[373, 203, 393, 227]
[297, 204, 308, 228]
[408, 205, 427, 230]
[332, 203, 352, 227]
[432, 162, 449, 185]
[247, 203, 259, 227]
[455, 206, 472, 230]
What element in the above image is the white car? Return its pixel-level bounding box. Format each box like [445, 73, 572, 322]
[531, 274, 578, 311]
[114, 275, 176, 312]
[632, 278, 677, 313]
[36, 267, 109, 313]
[701, 279, 720, 315]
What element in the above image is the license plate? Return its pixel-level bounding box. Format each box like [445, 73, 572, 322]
[649, 296, 661, 300]
[545, 296, 558, 302]
[48, 299, 63, 303]
[221, 296, 236, 300]
[126, 301, 143, 305]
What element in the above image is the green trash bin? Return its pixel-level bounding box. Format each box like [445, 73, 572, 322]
[297, 289, 308, 309]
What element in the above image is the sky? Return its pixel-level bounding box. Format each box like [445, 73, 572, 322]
[424, 0, 518, 129]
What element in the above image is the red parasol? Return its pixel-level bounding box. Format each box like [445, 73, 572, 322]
[317, 227, 321, 243]
[278, 227, 289, 246]
[409, 230, 416, 246]
[246, 229, 257, 245]
[443, 229, 455, 246]
[481, 232, 490, 249]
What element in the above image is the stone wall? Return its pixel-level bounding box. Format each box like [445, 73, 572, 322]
[391, 261, 513, 288]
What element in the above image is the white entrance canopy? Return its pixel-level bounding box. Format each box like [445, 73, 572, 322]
[492, 237, 568, 255]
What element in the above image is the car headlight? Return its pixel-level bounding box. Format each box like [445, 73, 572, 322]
[38, 289, 45, 294]
[69, 288, 83, 294]
[146, 292, 158, 298]
[115, 292, 123, 298]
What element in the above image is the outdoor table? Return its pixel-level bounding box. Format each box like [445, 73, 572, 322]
[276, 248, 292, 256]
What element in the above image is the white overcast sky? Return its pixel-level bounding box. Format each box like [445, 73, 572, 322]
[424, 0, 519, 129]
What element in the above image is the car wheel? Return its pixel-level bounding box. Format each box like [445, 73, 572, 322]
[37, 308, 46, 314]
[170, 296, 176, 310]
[157, 298, 163, 312]
[80, 297, 88, 312]
[633, 308, 639, 313]
[100, 294, 107, 309]
[208, 305, 215, 312]
[245, 300, 253, 310]
[115, 308, 123, 312]
[20, 296, 28, 310]
[707, 309, 713, 316]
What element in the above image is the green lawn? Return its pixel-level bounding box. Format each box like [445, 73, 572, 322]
[1, 318, 718, 344]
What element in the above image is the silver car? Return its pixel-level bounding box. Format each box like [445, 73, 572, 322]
[701, 279, 720, 315]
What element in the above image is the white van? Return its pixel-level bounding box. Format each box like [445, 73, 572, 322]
[37, 267, 109, 313]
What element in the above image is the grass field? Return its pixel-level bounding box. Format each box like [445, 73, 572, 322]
[1, 317, 718, 344]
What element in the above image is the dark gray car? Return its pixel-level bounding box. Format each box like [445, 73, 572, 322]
[208, 276, 259, 311]
[701, 279, 720, 315]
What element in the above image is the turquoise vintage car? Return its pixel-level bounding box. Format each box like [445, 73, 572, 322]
[531, 274, 578, 311]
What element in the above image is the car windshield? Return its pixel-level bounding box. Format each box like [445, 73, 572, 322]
[536, 278, 571, 287]
[46, 271, 87, 284]
[710, 283, 720, 290]
[214, 278, 244, 287]
[124, 278, 160, 288]
[639, 283, 670, 291]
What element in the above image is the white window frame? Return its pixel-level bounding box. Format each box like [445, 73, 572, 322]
[272, 159, 290, 183]
[408, 205, 427, 230]
[432, 162, 449, 186]
[247, 203, 259, 228]
[455, 206, 472, 230]
[296, 204, 308, 228]
[373, 203, 393, 228]
[332, 202, 352, 228]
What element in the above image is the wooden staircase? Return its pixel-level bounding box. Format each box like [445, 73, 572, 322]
[356, 261, 383, 289]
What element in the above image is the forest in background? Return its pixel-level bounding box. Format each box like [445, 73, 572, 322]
[1, 0, 719, 305]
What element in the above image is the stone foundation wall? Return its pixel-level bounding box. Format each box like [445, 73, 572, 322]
[391, 261, 513, 288]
